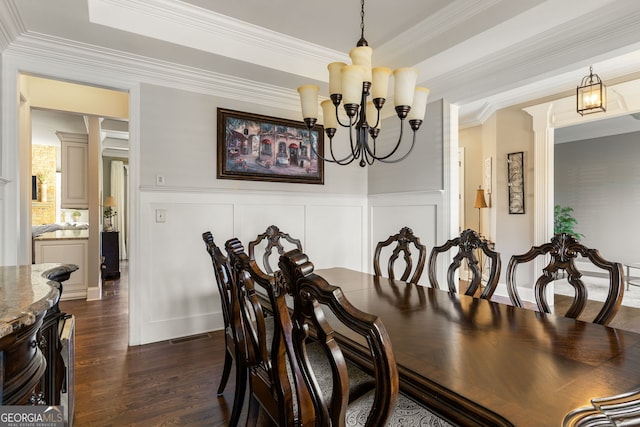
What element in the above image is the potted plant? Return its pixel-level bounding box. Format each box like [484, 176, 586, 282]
[103, 206, 117, 231]
[554, 205, 584, 239]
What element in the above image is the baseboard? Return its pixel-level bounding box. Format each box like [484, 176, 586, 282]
[86, 285, 101, 301]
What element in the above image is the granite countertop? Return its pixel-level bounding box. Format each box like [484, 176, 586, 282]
[33, 229, 89, 240]
[0, 263, 78, 338]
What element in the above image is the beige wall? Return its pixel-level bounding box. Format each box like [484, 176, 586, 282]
[463, 108, 535, 285]
[459, 125, 482, 231]
[494, 109, 535, 264]
[23, 76, 128, 119]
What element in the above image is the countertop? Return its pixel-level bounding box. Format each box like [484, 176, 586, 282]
[33, 229, 89, 240]
[0, 263, 78, 338]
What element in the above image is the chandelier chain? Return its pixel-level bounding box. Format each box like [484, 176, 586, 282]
[296, 0, 429, 167]
[360, 0, 365, 41]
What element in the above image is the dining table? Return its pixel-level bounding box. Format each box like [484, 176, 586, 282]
[312, 267, 640, 427]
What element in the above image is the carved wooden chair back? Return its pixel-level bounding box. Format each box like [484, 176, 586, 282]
[506, 233, 624, 325]
[373, 226, 427, 284]
[277, 249, 400, 426]
[248, 225, 303, 274]
[427, 229, 501, 299]
[225, 237, 296, 426]
[201, 232, 246, 426]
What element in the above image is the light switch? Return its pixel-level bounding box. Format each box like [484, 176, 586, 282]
[156, 174, 165, 185]
[155, 209, 166, 223]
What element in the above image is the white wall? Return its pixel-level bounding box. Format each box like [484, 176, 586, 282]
[138, 189, 367, 343]
[368, 191, 441, 286]
[555, 132, 640, 265]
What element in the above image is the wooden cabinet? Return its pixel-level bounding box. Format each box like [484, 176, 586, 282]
[101, 231, 120, 280]
[0, 313, 47, 404]
[0, 264, 77, 407]
[34, 233, 88, 300]
[57, 131, 88, 209]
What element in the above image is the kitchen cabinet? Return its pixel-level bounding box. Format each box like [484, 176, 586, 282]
[34, 231, 88, 300]
[57, 131, 88, 209]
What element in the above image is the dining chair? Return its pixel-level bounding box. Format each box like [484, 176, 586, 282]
[226, 238, 376, 426]
[563, 387, 640, 426]
[201, 232, 246, 427]
[506, 233, 624, 325]
[373, 226, 427, 284]
[427, 228, 501, 299]
[278, 249, 454, 426]
[226, 237, 295, 426]
[248, 224, 303, 274]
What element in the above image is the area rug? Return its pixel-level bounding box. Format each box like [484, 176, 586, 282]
[554, 275, 640, 309]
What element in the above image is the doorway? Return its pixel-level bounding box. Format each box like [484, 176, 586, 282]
[21, 74, 130, 302]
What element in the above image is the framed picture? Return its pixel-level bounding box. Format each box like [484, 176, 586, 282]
[484, 157, 492, 194]
[217, 108, 324, 184]
[507, 151, 525, 214]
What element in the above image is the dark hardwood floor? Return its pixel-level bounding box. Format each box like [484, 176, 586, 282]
[59, 267, 640, 426]
[59, 262, 235, 426]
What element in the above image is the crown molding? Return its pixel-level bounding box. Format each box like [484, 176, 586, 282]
[0, 0, 25, 52]
[6, 32, 303, 113]
[88, 0, 347, 82]
[375, 0, 502, 66]
[424, 1, 640, 105]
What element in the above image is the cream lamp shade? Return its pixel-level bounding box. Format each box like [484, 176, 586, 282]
[104, 196, 117, 207]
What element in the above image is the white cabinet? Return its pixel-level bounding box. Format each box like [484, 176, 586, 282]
[34, 235, 88, 300]
[57, 132, 88, 209]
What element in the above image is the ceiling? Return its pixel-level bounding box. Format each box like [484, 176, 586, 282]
[5, 0, 640, 134]
[31, 109, 129, 161]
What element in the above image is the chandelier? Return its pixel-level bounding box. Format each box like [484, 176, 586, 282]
[577, 65, 606, 116]
[297, 0, 429, 167]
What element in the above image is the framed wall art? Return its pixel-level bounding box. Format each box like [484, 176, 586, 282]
[217, 108, 324, 184]
[484, 157, 492, 195]
[507, 151, 525, 214]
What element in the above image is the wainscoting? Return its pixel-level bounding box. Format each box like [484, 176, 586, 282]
[132, 187, 446, 345]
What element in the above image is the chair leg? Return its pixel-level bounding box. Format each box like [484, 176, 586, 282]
[229, 358, 247, 427]
[217, 349, 233, 395]
[245, 392, 260, 427]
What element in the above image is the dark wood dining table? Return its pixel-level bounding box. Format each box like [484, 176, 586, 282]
[314, 268, 640, 427]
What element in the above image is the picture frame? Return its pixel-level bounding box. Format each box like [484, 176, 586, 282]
[484, 157, 492, 194]
[217, 108, 324, 184]
[507, 151, 525, 214]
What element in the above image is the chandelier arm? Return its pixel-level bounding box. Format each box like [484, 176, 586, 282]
[370, 108, 381, 130]
[362, 119, 406, 161]
[363, 146, 376, 166]
[307, 137, 356, 165]
[347, 116, 363, 156]
[376, 129, 418, 164]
